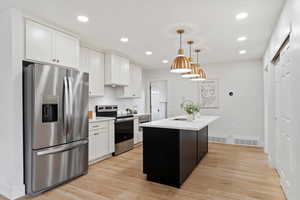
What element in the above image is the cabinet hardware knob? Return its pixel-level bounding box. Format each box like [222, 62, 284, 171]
[57, 59, 60, 63]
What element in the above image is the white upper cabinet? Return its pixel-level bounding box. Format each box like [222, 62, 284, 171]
[26, 20, 54, 64]
[105, 54, 130, 86]
[25, 19, 79, 68]
[117, 63, 143, 98]
[79, 47, 105, 96]
[54, 31, 79, 68]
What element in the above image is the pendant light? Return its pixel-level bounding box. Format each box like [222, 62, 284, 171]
[170, 29, 192, 73]
[182, 41, 200, 78]
[191, 49, 207, 81]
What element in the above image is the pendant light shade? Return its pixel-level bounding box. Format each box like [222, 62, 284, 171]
[170, 30, 192, 73]
[191, 67, 207, 81]
[182, 41, 200, 78]
[184, 63, 201, 78]
[190, 49, 207, 81]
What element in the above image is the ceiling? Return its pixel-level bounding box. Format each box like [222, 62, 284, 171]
[1, 0, 285, 69]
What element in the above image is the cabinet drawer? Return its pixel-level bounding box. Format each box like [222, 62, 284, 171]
[89, 121, 109, 131]
[89, 127, 108, 136]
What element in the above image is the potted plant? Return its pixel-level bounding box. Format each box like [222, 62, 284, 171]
[181, 100, 200, 121]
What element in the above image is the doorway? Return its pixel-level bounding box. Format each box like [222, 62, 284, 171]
[150, 80, 168, 121]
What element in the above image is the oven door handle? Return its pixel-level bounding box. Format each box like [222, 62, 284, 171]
[115, 117, 135, 123]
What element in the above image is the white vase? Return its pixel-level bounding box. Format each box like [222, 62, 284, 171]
[187, 114, 195, 121]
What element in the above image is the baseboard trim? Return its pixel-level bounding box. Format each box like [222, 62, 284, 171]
[88, 154, 112, 166]
[268, 155, 276, 168]
[0, 182, 25, 200]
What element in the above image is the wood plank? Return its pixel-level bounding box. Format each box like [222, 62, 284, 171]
[0, 143, 285, 200]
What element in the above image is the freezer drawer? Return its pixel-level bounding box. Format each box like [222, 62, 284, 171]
[31, 140, 88, 193]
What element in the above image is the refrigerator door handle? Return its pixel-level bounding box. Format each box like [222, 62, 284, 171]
[68, 76, 74, 136]
[63, 77, 69, 136]
[36, 140, 88, 156]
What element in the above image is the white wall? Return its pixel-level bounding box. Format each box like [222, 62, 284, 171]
[263, 0, 300, 199]
[88, 86, 146, 114]
[144, 59, 264, 145]
[0, 9, 25, 199]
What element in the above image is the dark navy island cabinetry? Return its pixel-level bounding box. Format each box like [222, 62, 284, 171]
[141, 116, 218, 188]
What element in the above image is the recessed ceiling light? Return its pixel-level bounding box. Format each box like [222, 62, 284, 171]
[145, 51, 152, 55]
[239, 50, 247, 54]
[77, 15, 89, 23]
[237, 36, 247, 42]
[120, 37, 129, 43]
[162, 60, 169, 64]
[236, 12, 248, 20]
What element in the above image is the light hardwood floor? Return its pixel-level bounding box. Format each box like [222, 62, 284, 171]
[3, 143, 286, 200]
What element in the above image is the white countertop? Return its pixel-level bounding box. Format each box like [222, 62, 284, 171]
[133, 113, 151, 116]
[89, 117, 115, 123]
[133, 113, 151, 118]
[140, 115, 219, 131]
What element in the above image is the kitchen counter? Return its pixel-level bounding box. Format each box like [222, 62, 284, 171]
[140, 115, 219, 131]
[133, 113, 151, 119]
[142, 115, 219, 188]
[133, 113, 151, 116]
[89, 117, 115, 123]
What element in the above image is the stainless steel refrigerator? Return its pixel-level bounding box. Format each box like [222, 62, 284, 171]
[23, 63, 89, 196]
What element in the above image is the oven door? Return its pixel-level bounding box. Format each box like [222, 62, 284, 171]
[115, 118, 134, 144]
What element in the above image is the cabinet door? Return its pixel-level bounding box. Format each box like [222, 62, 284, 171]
[110, 55, 120, 84]
[108, 121, 115, 153]
[26, 20, 54, 63]
[94, 129, 109, 159]
[123, 64, 135, 97]
[132, 65, 142, 97]
[54, 31, 79, 68]
[138, 130, 143, 143]
[89, 50, 105, 96]
[88, 134, 96, 162]
[134, 119, 139, 144]
[120, 57, 130, 85]
[180, 130, 197, 183]
[197, 126, 208, 163]
[79, 47, 89, 73]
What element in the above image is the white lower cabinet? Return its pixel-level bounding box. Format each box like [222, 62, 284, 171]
[134, 118, 143, 144]
[138, 130, 143, 143]
[88, 120, 114, 164]
[88, 133, 96, 161]
[134, 118, 139, 144]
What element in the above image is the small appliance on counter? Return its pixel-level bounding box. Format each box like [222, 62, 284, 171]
[95, 105, 134, 155]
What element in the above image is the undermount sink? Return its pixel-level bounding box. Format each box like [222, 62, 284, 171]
[172, 117, 188, 121]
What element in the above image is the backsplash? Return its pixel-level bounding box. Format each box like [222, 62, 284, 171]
[88, 86, 146, 114]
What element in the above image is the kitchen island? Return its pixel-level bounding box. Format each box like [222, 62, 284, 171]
[141, 115, 219, 188]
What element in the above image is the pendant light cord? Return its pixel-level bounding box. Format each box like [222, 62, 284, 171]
[189, 42, 192, 58]
[179, 32, 182, 49]
[197, 51, 199, 66]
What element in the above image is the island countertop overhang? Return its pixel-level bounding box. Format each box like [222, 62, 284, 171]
[140, 115, 219, 131]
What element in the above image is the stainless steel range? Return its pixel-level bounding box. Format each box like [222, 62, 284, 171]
[95, 105, 134, 156]
[23, 63, 89, 196]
